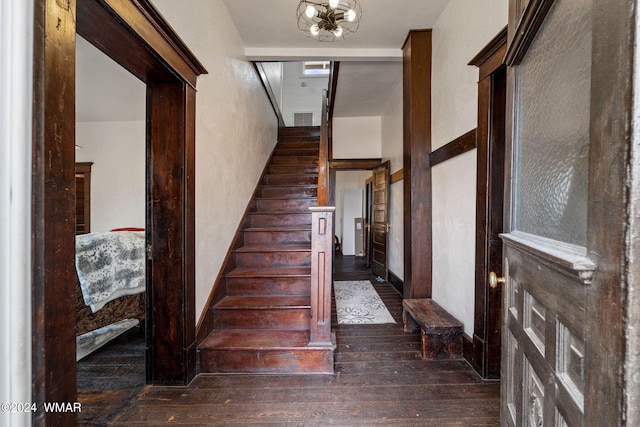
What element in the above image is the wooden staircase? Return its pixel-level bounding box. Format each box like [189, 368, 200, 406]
[198, 127, 335, 374]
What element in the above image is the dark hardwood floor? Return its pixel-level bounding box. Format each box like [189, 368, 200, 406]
[77, 256, 500, 426]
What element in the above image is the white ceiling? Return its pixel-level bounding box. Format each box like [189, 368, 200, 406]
[223, 0, 448, 118]
[76, 1, 449, 121]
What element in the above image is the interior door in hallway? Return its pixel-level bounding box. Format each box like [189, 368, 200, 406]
[500, 0, 637, 425]
[370, 161, 390, 279]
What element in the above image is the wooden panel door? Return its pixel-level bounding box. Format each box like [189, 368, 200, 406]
[371, 161, 390, 279]
[501, 0, 639, 425]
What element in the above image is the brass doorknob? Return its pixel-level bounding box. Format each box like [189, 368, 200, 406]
[489, 271, 505, 289]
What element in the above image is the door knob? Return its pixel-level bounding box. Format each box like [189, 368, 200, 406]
[489, 271, 505, 289]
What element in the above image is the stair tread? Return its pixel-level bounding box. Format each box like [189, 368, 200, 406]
[235, 244, 310, 253]
[227, 266, 311, 277]
[215, 295, 310, 309]
[200, 330, 311, 350]
[244, 226, 311, 231]
[255, 196, 317, 200]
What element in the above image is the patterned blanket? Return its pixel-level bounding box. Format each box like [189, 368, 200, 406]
[75, 231, 145, 313]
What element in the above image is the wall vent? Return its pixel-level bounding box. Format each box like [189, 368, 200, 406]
[294, 112, 313, 127]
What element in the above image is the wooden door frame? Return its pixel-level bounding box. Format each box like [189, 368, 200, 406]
[467, 28, 507, 379]
[32, 1, 205, 424]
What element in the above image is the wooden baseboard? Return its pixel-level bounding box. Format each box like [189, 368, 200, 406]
[387, 270, 404, 295]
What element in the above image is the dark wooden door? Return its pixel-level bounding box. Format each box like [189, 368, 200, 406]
[370, 161, 390, 279]
[500, 0, 639, 425]
[364, 177, 373, 268]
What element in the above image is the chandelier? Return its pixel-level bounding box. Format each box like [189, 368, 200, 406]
[297, 0, 362, 42]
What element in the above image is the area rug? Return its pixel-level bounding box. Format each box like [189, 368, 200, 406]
[334, 280, 396, 325]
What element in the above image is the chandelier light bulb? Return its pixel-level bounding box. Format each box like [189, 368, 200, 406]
[297, 0, 361, 42]
[305, 5, 317, 18]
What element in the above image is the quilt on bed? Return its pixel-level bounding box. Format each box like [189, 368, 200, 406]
[75, 231, 145, 313]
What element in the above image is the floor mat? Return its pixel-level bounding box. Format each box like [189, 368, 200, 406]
[334, 280, 396, 325]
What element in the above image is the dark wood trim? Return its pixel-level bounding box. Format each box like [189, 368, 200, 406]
[329, 158, 382, 170]
[504, 0, 556, 66]
[403, 30, 433, 299]
[32, 1, 78, 424]
[387, 269, 404, 295]
[327, 62, 340, 122]
[587, 0, 636, 422]
[327, 62, 339, 161]
[79, 0, 206, 86]
[33, 0, 205, 416]
[390, 169, 403, 184]
[429, 129, 477, 167]
[467, 32, 507, 380]
[253, 62, 285, 129]
[468, 26, 508, 80]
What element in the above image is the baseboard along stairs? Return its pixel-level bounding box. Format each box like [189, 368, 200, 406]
[198, 126, 335, 374]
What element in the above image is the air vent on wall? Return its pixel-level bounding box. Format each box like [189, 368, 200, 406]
[294, 112, 313, 127]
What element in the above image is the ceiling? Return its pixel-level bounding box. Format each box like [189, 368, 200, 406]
[76, 1, 450, 121]
[223, 0, 448, 118]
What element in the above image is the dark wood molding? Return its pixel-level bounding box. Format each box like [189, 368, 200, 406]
[390, 169, 404, 184]
[327, 61, 339, 160]
[32, 1, 78, 424]
[329, 158, 382, 170]
[470, 34, 507, 379]
[253, 62, 285, 129]
[33, 0, 205, 417]
[429, 129, 477, 167]
[77, 0, 207, 87]
[403, 30, 433, 299]
[504, 0, 556, 66]
[468, 26, 508, 81]
[387, 269, 404, 295]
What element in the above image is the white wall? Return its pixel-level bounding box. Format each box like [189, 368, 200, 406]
[259, 62, 284, 111]
[430, 0, 508, 336]
[76, 121, 146, 232]
[281, 62, 328, 126]
[335, 171, 371, 255]
[381, 81, 404, 280]
[333, 116, 382, 159]
[151, 0, 278, 322]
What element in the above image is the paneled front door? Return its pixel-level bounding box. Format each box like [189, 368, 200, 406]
[500, 0, 639, 425]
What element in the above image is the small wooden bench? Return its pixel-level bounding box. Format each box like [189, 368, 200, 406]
[402, 299, 464, 360]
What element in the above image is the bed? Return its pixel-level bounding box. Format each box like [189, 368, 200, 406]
[75, 229, 146, 360]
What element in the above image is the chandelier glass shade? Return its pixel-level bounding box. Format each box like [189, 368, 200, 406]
[297, 0, 362, 42]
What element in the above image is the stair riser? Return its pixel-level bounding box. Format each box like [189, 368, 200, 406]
[269, 165, 318, 174]
[263, 175, 317, 186]
[199, 348, 334, 374]
[235, 251, 310, 268]
[249, 213, 312, 227]
[256, 198, 316, 212]
[274, 148, 319, 157]
[226, 276, 311, 296]
[213, 309, 310, 330]
[275, 142, 319, 150]
[271, 156, 318, 166]
[260, 186, 317, 198]
[244, 230, 311, 245]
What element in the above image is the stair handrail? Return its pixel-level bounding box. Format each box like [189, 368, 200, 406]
[317, 90, 330, 206]
[309, 82, 334, 348]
